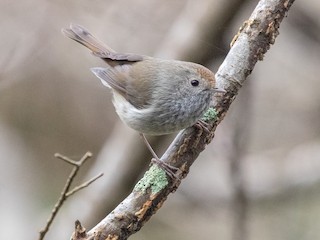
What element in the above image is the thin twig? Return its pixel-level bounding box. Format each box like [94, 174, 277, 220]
[54, 153, 80, 166]
[78, 152, 93, 165]
[54, 152, 92, 166]
[66, 173, 104, 197]
[39, 152, 101, 240]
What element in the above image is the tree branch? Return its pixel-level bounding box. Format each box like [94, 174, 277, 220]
[70, 0, 295, 239]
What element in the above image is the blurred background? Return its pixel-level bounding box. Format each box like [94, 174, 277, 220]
[1, 0, 320, 239]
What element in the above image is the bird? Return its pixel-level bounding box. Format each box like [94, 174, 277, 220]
[62, 23, 225, 178]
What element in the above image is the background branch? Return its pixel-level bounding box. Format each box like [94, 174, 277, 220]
[39, 152, 102, 240]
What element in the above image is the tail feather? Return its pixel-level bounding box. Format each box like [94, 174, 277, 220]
[62, 23, 116, 54]
[62, 23, 145, 65]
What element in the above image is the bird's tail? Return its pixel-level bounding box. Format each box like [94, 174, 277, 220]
[62, 23, 144, 66]
[62, 23, 116, 55]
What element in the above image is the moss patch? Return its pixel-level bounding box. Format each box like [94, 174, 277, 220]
[201, 107, 218, 122]
[134, 165, 168, 194]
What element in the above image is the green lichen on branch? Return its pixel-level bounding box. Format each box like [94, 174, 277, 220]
[201, 107, 218, 122]
[134, 165, 168, 194]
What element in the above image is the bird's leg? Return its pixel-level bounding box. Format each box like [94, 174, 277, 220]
[140, 133, 181, 180]
[140, 133, 159, 160]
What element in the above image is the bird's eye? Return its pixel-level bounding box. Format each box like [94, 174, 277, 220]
[190, 79, 199, 87]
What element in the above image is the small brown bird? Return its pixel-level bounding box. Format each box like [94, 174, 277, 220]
[62, 24, 225, 177]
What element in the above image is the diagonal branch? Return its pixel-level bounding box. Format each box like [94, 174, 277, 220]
[70, 0, 295, 239]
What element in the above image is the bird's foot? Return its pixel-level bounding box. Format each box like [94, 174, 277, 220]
[151, 158, 182, 181]
[193, 119, 211, 133]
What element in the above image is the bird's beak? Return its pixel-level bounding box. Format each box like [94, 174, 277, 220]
[213, 87, 227, 93]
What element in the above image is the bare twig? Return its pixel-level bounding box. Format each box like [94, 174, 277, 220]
[66, 173, 104, 197]
[54, 152, 92, 166]
[65, 1, 295, 240]
[39, 152, 102, 240]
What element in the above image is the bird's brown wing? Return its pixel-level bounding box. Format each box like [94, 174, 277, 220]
[91, 64, 152, 109]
